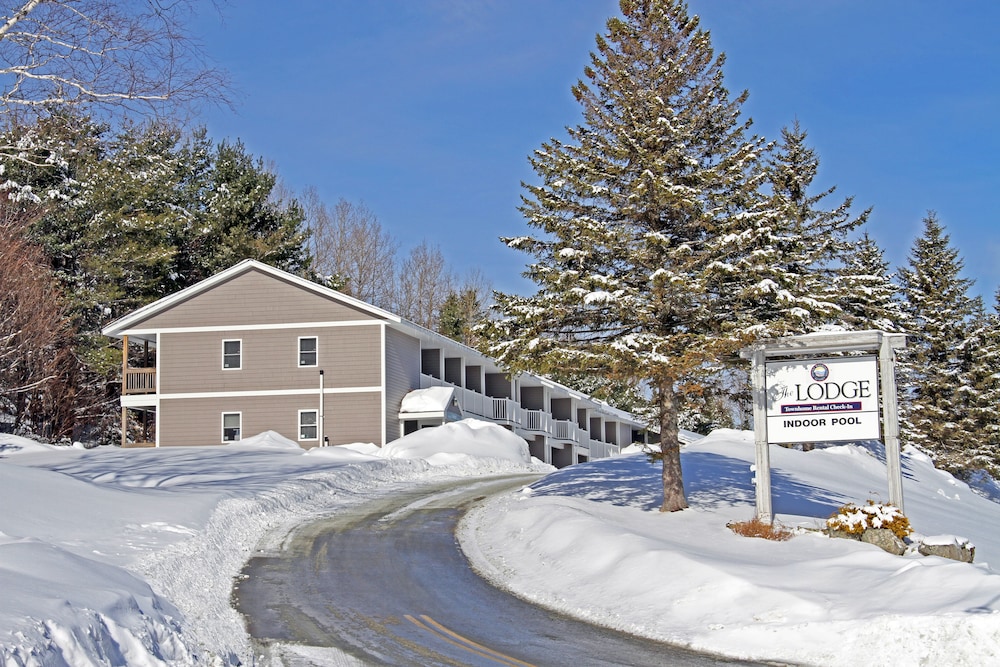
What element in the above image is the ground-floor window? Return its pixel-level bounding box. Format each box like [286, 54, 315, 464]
[222, 412, 241, 442]
[299, 409, 318, 441]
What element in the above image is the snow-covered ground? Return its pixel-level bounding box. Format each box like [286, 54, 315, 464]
[2, 421, 999, 666]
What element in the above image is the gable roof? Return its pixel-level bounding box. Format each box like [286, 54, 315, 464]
[101, 259, 401, 338]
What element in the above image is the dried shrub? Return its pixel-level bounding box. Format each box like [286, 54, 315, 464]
[727, 517, 793, 541]
[826, 500, 912, 539]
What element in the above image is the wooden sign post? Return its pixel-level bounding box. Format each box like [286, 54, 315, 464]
[740, 331, 907, 523]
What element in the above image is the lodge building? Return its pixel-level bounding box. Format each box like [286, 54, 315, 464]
[102, 260, 652, 466]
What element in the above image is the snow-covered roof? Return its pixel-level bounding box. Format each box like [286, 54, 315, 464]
[399, 387, 458, 415]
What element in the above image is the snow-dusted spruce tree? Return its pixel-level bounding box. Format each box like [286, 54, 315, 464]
[956, 291, 1000, 476]
[762, 120, 869, 331]
[486, 0, 776, 512]
[838, 231, 906, 332]
[898, 212, 984, 473]
[705, 120, 875, 433]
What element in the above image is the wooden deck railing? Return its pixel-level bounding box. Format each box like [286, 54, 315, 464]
[123, 368, 156, 394]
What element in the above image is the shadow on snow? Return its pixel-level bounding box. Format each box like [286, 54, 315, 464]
[529, 451, 846, 520]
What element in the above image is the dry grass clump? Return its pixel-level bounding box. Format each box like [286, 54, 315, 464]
[826, 500, 912, 539]
[727, 517, 794, 541]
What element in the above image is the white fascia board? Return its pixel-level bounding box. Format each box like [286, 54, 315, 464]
[114, 319, 383, 338]
[397, 411, 446, 420]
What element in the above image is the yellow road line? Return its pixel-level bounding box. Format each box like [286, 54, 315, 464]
[405, 614, 537, 667]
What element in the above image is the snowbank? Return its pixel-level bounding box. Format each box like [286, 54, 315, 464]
[459, 430, 1000, 666]
[4, 423, 1000, 666]
[0, 423, 545, 665]
[378, 418, 532, 466]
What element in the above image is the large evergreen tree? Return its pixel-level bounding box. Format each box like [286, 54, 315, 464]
[762, 121, 869, 330]
[957, 291, 1000, 476]
[898, 212, 983, 473]
[1, 115, 310, 441]
[487, 0, 771, 511]
[18, 121, 310, 336]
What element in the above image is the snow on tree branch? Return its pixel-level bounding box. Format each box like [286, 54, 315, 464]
[0, 0, 229, 123]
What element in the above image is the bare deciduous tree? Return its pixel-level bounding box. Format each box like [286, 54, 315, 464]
[0, 0, 230, 124]
[0, 202, 76, 435]
[305, 193, 398, 309]
[301, 191, 483, 333]
[395, 240, 454, 330]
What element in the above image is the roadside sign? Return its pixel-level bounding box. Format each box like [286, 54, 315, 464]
[765, 356, 880, 444]
[741, 331, 907, 523]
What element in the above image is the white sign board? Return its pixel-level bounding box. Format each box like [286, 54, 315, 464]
[765, 356, 880, 444]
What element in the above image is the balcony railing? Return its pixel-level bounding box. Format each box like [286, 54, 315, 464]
[123, 368, 156, 395]
[417, 373, 632, 458]
[490, 397, 519, 424]
[521, 409, 550, 433]
[555, 419, 599, 446]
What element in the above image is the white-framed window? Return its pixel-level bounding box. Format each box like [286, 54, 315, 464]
[222, 412, 242, 442]
[298, 409, 318, 441]
[222, 339, 242, 370]
[298, 336, 318, 367]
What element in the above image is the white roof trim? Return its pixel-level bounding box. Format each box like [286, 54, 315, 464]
[102, 259, 401, 337]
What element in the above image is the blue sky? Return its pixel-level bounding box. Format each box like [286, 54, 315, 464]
[195, 1, 999, 302]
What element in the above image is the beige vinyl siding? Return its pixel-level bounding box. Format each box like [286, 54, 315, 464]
[383, 326, 421, 443]
[159, 326, 381, 394]
[136, 268, 384, 330]
[323, 392, 383, 445]
[159, 392, 382, 448]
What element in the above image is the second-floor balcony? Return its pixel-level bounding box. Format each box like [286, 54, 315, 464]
[521, 408, 550, 433]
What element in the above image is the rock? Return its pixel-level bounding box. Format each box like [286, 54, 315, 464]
[826, 528, 861, 541]
[860, 528, 906, 555]
[918, 537, 975, 563]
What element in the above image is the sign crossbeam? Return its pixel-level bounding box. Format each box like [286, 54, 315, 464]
[740, 330, 907, 524]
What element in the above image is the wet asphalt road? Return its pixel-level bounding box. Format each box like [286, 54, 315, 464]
[234, 475, 767, 666]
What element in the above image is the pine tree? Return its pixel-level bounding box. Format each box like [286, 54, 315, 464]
[179, 137, 310, 282]
[437, 288, 485, 347]
[898, 212, 983, 473]
[2, 115, 312, 441]
[762, 121, 870, 331]
[20, 121, 310, 331]
[957, 291, 1000, 476]
[486, 0, 769, 511]
[839, 231, 906, 332]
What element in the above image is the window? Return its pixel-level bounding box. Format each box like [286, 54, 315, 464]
[222, 412, 241, 442]
[298, 336, 317, 367]
[299, 410, 318, 441]
[223, 339, 242, 369]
